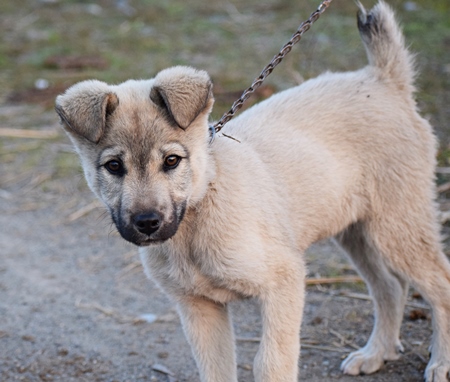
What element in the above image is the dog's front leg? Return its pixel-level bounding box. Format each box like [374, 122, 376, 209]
[177, 296, 237, 382]
[254, 270, 305, 382]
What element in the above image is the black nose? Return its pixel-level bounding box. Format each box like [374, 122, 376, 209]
[133, 212, 161, 236]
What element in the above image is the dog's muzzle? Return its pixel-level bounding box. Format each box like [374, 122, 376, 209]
[115, 202, 187, 246]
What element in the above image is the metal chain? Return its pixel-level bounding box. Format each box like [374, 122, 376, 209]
[213, 0, 333, 133]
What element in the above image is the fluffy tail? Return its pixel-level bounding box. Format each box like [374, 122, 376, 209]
[357, 1, 415, 94]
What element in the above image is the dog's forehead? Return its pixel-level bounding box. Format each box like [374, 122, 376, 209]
[101, 80, 186, 165]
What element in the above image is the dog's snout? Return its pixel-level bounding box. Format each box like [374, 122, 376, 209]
[133, 212, 161, 235]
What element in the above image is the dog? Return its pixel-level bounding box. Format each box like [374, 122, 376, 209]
[55, 2, 450, 381]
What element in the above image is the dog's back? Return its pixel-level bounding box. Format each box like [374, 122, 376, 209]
[221, 0, 436, 245]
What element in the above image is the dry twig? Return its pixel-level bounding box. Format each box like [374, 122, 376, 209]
[437, 181, 450, 193]
[306, 276, 363, 285]
[340, 292, 430, 310]
[236, 337, 261, 343]
[237, 336, 349, 354]
[329, 328, 359, 350]
[66, 200, 102, 222]
[0, 128, 59, 139]
[437, 167, 450, 174]
[440, 210, 450, 224]
[20, 172, 52, 193]
[300, 343, 349, 353]
[0, 141, 42, 154]
[117, 261, 142, 280]
[75, 298, 144, 324]
[152, 363, 175, 376]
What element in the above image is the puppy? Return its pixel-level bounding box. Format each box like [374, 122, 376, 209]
[55, 2, 450, 381]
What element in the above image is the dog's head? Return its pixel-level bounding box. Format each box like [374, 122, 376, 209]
[55, 66, 215, 246]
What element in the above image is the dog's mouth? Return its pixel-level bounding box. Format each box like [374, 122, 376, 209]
[135, 238, 168, 247]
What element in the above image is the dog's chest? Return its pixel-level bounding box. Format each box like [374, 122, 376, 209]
[140, 246, 243, 304]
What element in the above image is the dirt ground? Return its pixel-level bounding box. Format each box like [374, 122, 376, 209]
[1, 0, 449, 381]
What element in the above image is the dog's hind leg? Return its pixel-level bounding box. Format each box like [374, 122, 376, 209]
[337, 222, 408, 375]
[360, 211, 450, 382]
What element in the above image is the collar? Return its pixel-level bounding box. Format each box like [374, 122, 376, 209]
[208, 124, 216, 145]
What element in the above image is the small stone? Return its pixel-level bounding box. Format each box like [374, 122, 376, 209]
[58, 348, 69, 356]
[34, 79, 49, 90]
[21, 335, 35, 342]
[409, 309, 428, 321]
[310, 316, 323, 325]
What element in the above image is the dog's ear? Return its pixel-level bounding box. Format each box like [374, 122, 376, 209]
[150, 66, 213, 130]
[55, 80, 119, 144]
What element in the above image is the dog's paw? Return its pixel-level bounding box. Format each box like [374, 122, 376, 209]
[424, 359, 450, 382]
[340, 349, 384, 375]
[340, 343, 403, 376]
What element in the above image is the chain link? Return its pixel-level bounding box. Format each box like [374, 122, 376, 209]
[213, 0, 333, 133]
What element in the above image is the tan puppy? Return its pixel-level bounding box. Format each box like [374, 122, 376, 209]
[55, 2, 450, 381]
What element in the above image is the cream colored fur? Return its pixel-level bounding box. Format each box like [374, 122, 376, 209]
[55, 2, 450, 381]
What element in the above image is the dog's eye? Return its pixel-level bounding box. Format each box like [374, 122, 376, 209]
[164, 155, 181, 170]
[104, 160, 123, 175]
